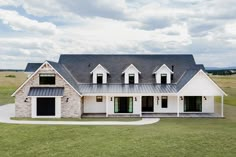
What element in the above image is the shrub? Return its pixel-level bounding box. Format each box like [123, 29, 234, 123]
[5, 75, 16, 78]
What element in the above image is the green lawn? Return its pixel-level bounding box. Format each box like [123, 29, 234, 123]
[0, 73, 235, 156]
[211, 75, 236, 106]
[0, 104, 235, 157]
[0, 72, 27, 105]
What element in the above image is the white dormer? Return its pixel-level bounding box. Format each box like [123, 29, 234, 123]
[153, 64, 173, 84]
[90, 64, 109, 84]
[122, 64, 141, 84]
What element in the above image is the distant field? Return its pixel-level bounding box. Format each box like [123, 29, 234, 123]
[0, 72, 27, 105]
[210, 74, 236, 106]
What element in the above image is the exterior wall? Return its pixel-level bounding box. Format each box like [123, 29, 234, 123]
[92, 65, 108, 84]
[156, 96, 177, 113]
[155, 66, 172, 84]
[83, 96, 106, 113]
[15, 63, 81, 118]
[179, 71, 223, 96]
[124, 66, 140, 84]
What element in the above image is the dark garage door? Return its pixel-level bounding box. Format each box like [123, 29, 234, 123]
[37, 98, 55, 116]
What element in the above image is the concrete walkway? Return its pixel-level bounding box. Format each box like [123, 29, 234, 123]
[0, 104, 160, 126]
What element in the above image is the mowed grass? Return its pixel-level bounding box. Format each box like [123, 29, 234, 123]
[0, 72, 235, 156]
[0, 104, 235, 157]
[210, 75, 236, 106]
[0, 72, 27, 105]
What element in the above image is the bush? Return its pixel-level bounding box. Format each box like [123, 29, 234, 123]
[5, 75, 16, 78]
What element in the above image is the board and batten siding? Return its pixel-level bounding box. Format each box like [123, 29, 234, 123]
[83, 96, 106, 113]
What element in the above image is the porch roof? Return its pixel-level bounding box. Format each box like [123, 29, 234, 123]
[78, 84, 177, 94]
[28, 87, 64, 96]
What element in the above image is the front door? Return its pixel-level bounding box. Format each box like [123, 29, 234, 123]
[184, 96, 202, 112]
[114, 97, 133, 113]
[142, 96, 154, 112]
[37, 98, 55, 116]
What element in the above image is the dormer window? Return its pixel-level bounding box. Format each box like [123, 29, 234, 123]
[161, 74, 167, 84]
[97, 74, 103, 84]
[129, 74, 135, 84]
[122, 64, 141, 84]
[90, 64, 109, 84]
[153, 64, 173, 84]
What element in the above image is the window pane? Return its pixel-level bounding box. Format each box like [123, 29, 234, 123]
[96, 96, 103, 102]
[97, 74, 103, 84]
[161, 96, 168, 108]
[114, 97, 119, 113]
[128, 97, 133, 113]
[39, 74, 55, 85]
[129, 74, 135, 84]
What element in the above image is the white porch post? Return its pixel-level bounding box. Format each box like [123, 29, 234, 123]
[177, 96, 180, 117]
[221, 95, 224, 117]
[139, 95, 142, 117]
[106, 96, 109, 117]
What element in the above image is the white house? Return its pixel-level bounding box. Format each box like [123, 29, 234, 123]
[12, 54, 226, 118]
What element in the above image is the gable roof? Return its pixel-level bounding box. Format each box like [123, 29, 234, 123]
[90, 64, 110, 74]
[59, 54, 197, 84]
[12, 61, 81, 97]
[122, 64, 141, 74]
[153, 64, 174, 74]
[25, 63, 42, 72]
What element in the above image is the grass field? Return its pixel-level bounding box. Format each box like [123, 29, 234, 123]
[210, 75, 236, 106]
[0, 72, 27, 105]
[0, 72, 236, 157]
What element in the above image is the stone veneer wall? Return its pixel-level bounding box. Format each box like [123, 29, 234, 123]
[15, 63, 81, 118]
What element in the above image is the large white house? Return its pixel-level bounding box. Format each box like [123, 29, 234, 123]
[12, 54, 226, 118]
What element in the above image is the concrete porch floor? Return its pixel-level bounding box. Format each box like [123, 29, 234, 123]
[82, 113, 222, 118]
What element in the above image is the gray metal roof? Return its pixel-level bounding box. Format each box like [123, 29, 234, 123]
[59, 54, 200, 84]
[28, 87, 64, 96]
[78, 84, 177, 94]
[25, 63, 42, 72]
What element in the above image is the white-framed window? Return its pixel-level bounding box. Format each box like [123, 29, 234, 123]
[96, 96, 103, 102]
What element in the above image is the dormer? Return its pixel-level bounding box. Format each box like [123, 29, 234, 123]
[122, 64, 141, 84]
[90, 64, 109, 84]
[153, 64, 174, 84]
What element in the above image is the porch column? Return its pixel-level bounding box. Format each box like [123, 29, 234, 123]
[106, 96, 109, 117]
[139, 95, 142, 117]
[221, 95, 224, 117]
[177, 96, 180, 117]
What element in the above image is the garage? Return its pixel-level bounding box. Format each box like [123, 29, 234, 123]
[37, 98, 55, 116]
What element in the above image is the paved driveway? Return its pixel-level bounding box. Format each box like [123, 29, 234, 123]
[0, 104, 160, 126]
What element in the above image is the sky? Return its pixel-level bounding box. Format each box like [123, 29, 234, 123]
[0, 0, 236, 69]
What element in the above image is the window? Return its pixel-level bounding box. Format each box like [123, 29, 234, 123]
[161, 74, 167, 84]
[39, 74, 55, 85]
[161, 96, 168, 108]
[129, 74, 135, 84]
[96, 96, 103, 102]
[97, 74, 103, 84]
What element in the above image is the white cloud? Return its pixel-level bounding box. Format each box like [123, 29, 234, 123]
[0, 9, 57, 35]
[0, 0, 22, 7]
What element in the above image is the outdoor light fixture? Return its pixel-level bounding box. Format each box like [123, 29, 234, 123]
[157, 96, 159, 104]
[180, 96, 183, 100]
[66, 98, 69, 102]
[204, 96, 207, 100]
[24, 98, 28, 102]
[110, 97, 113, 101]
[135, 97, 137, 101]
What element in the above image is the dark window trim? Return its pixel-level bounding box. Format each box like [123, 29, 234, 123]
[114, 97, 133, 113]
[128, 74, 135, 84]
[39, 73, 55, 85]
[97, 73, 103, 84]
[161, 96, 168, 108]
[96, 96, 103, 102]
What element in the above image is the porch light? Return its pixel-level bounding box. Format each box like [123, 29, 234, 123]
[110, 97, 113, 101]
[135, 97, 137, 101]
[157, 96, 159, 104]
[24, 98, 28, 102]
[180, 96, 183, 100]
[204, 96, 207, 100]
[66, 98, 69, 102]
